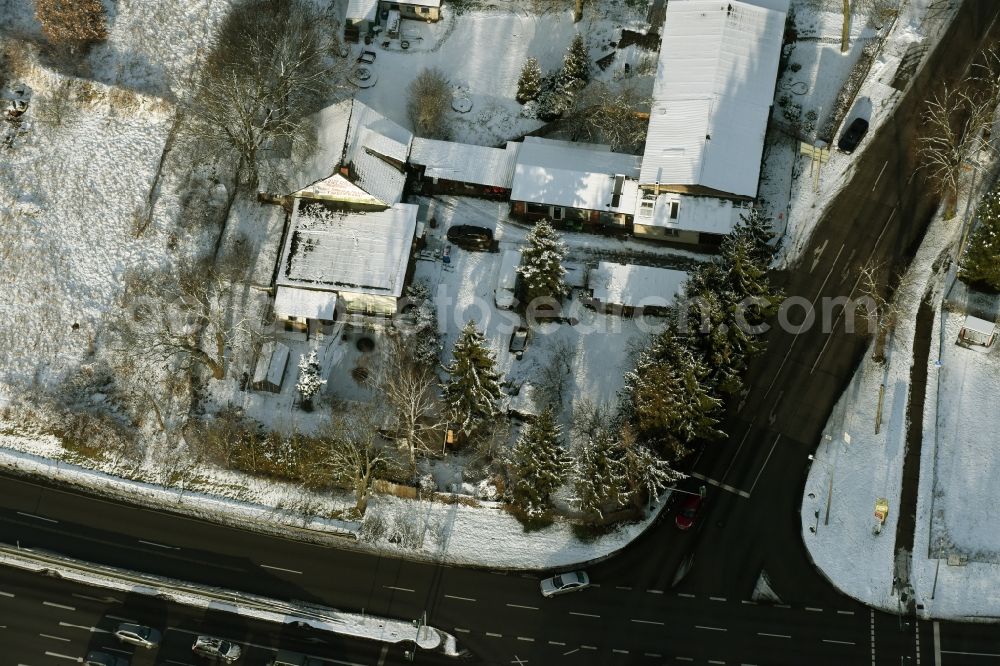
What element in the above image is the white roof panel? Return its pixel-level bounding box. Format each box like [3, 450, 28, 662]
[344, 99, 413, 205]
[346, 0, 378, 20]
[278, 203, 418, 298]
[410, 138, 519, 189]
[639, 0, 786, 196]
[636, 192, 751, 236]
[590, 261, 687, 309]
[963, 315, 996, 336]
[273, 286, 339, 320]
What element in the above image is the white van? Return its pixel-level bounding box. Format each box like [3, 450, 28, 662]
[494, 249, 522, 310]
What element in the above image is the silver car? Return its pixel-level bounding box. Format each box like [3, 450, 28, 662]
[539, 570, 591, 597]
[114, 622, 162, 648]
[192, 635, 242, 663]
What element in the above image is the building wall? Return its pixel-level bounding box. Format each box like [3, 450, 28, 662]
[633, 222, 702, 245]
[378, 1, 441, 21]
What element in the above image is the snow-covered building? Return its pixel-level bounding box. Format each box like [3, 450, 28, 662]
[510, 137, 641, 228]
[274, 201, 419, 323]
[343, 99, 413, 207]
[345, 0, 379, 41]
[251, 341, 291, 392]
[637, 0, 788, 243]
[379, 0, 442, 22]
[958, 315, 997, 348]
[588, 261, 687, 315]
[633, 192, 753, 243]
[409, 138, 519, 197]
[293, 173, 388, 210]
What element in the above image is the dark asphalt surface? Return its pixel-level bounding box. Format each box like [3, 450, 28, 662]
[5, 1, 1000, 665]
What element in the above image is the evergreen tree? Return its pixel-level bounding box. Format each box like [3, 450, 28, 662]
[733, 207, 779, 266]
[572, 428, 627, 520]
[508, 407, 571, 518]
[442, 321, 505, 434]
[296, 350, 326, 410]
[402, 283, 442, 368]
[623, 330, 723, 460]
[960, 188, 1000, 292]
[517, 219, 568, 305]
[561, 34, 590, 87]
[620, 425, 685, 508]
[516, 57, 542, 104]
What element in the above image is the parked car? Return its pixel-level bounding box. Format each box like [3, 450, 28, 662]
[674, 494, 704, 530]
[192, 635, 242, 663]
[84, 652, 129, 666]
[837, 117, 869, 154]
[114, 622, 162, 648]
[446, 224, 493, 251]
[509, 327, 528, 356]
[540, 570, 591, 597]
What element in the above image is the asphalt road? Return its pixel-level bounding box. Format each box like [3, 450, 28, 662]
[4, 1, 1000, 665]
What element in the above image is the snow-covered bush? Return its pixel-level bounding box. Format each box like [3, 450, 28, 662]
[516, 57, 542, 104]
[296, 350, 326, 411]
[407, 67, 452, 139]
[517, 219, 568, 305]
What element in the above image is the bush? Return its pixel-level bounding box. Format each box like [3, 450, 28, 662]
[407, 67, 452, 139]
[34, 0, 108, 49]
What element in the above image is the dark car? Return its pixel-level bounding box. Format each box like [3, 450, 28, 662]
[509, 327, 528, 356]
[674, 494, 704, 530]
[837, 117, 869, 154]
[447, 225, 493, 251]
[84, 652, 129, 666]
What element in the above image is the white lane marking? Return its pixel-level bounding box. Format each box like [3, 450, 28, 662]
[934, 621, 942, 666]
[377, 645, 389, 666]
[873, 160, 889, 190]
[516, 636, 534, 642]
[810, 239, 829, 273]
[42, 602, 75, 611]
[562, 648, 579, 655]
[453, 628, 470, 633]
[748, 434, 780, 496]
[695, 625, 727, 632]
[44, 653, 77, 662]
[837, 610, 855, 615]
[941, 650, 1000, 657]
[39, 633, 70, 642]
[569, 611, 600, 618]
[17, 511, 58, 524]
[139, 539, 179, 550]
[806, 607, 823, 612]
[742, 600, 757, 605]
[776, 604, 791, 609]
[710, 596, 727, 602]
[260, 564, 303, 575]
[823, 639, 856, 645]
[71, 593, 119, 603]
[580, 645, 597, 650]
[708, 661, 726, 665]
[759, 632, 791, 639]
[382, 585, 414, 593]
[616, 585, 632, 590]
[646, 589, 663, 594]
[485, 632, 502, 638]
[677, 592, 696, 598]
[613, 649, 629, 654]
[644, 653, 662, 658]
[444, 594, 476, 602]
[677, 658, 694, 663]
[0, 591, 13, 597]
[689, 471, 750, 498]
[631, 619, 664, 626]
[548, 641, 566, 646]
[506, 603, 539, 610]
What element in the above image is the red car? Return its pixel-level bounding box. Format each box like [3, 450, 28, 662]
[674, 494, 704, 530]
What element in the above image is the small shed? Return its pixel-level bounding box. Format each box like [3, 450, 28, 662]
[958, 314, 996, 348]
[589, 261, 687, 316]
[252, 342, 290, 393]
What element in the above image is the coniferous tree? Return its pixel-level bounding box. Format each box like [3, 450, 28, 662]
[296, 350, 326, 410]
[402, 283, 442, 368]
[620, 425, 685, 508]
[516, 57, 543, 104]
[508, 407, 571, 518]
[960, 188, 1000, 292]
[561, 34, 590, 87]
[572, 428, 627, 521]
[517, 219, 568, 305]
[442, 321, 504, 434]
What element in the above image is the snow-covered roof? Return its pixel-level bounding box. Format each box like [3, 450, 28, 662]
[639, 0, 787, 197]
[590, 261, 687, 309]
[395, 0, 442, 7]
[409, 138, 519, 189]
[278, 203, 418, 299]
[284, 99, 351, 197]
[962, 315, 996, 336]
[346, 0, 378, 21]
[273, 286, 339, 320]
[344, 99, 413, 206]
[252, 341, 290, 388]
[635, 192, 751, 236]
[511, 137, 641, 214]
[294, 173, 387, 207]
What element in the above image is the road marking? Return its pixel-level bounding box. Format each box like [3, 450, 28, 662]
[562, 648, 579, 655]
[58, 622, 109, 633]
[837, 610, 855, 615]
[453, 628, 470, 633]
[689, 472, 750, 498]
[823, 639, 856, 646]
[506, 603, 538, 610]
[377, 645, 389, 666]
[916, 618, 922, 666]
[0, 591, 13, 597]
[612, 649, 629, 654]
[708, 661, 726, 665]
[644, 653, 662, 658]
[72, 593, 119, 603]
[615, 585, 632, 590]
[382, 585, 414, 593]
[742, 600, 757, 605]
[709, 596, 727, 602]
[444, 594, 476, 602]
[139, 539, 179, 550]
[677, 592, 696, 598]
[548, 641, 566, 646]
[677, 658, 694, 662]
[646, 589, 664, 595]
[805, 607, 823, 612]
[260, 564, 303, 575]
[870, 608, 876, 666]
[722, 424, 755, 482]
[44, 653, 78, 661]
[631, 619, 665, 626]
[17, 511, 58, 524]
[759, 632, 791, 639]
[516, 636, 534, 642]
[941, 650, 1000, 658]
[42, 601, 75, 611]
[695, 625, 727, 632]
[39, 633, 70, 642]
[776, 604, 791, 609]
[810, 239, 830, 273]
[569, 611, 600, 618]
[873, 160, 889, 190]
[934, 621, 942, 666]
[580, 645, 597, 650]
[486, 632, 502, 638]
[748, 434, 780, 496]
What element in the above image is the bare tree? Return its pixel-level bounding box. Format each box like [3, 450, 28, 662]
[34, 0, 107, 52]
[917, 84, 994, 218]
[370, 334, 447, 467]
[407, 67, 452, 139]
[562, 82, 650, 153]
[322, 414, 397, 515]
[854, 261, 902, 363]
[182, 0, 345, 187]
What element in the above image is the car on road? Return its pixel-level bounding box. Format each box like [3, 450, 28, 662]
[84, 652, 129, 666]
[114, 622, 162, 648]
[192, 635, 242, 662]
[540, 570, 591, 597]
[837, 117, 869, 154]
[674, 494, 704, 530]
[446, 224, 493, 251]
[509, 326, 529, 357]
